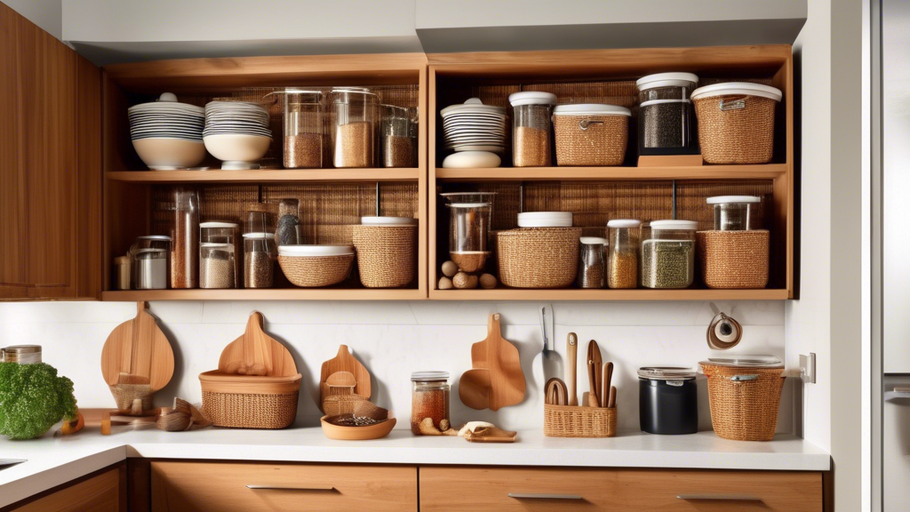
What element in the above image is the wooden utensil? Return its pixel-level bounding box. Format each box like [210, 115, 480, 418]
[326, 371, 357, 394]
[101, 302, 174, 392]
[319, 345, 372, 412]
[566, 333, 578, 406]
[589, 340, 603, 407]
[460, 314, 526, 411]
[545, 378, 567, 406]
[603, 362, 614, 408]
[218, 312, 296, 377]
[608, 386, 617, 408]
[459, 368, 492, 409]
[587, 360, 599, 407]
[464, 426, 517, 443]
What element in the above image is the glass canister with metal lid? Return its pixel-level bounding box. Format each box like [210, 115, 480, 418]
[130, 235, 171, 290]
[638, 366, 698, 435]
[0, 345, 42, 364]
[411, 371, 450, 435]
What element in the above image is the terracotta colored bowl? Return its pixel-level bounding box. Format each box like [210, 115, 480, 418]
[320, 415, 396, 440]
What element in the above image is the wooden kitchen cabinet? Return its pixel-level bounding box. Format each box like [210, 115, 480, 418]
[419, 466, 823, 512]
[0, 2, 102, 300]
[149, 461, 418, 511]
[7, 466, 124, 512]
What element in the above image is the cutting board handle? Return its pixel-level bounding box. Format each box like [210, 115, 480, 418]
[488, 313, 501, 336]
[137, 301, 148, 315]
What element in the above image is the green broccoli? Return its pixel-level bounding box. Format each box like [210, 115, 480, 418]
[0, 362, 78, 440]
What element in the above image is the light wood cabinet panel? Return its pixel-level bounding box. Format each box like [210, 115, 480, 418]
[419, 466, 823, 512]
[10, 468, 122, 512]
[150, 462, 417, 512]
[0, 2, 101, 300]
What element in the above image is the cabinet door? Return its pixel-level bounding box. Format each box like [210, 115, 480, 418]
[0, 2, 101, 300]
[11, 467, 123, 512]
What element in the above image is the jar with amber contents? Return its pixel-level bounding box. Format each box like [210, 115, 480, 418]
[411, 371, 450, 435]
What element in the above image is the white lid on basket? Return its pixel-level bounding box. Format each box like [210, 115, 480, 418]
[690, 82, 783, 102]
[517, 211, 573, 228]
[607, 219, 641, 228]
[278, 245, 354, 256]
[636, 73, 699, 91]
[242, 232, 275, 239]
[700, 355, 783, 369]
[706, 195, 761, 205]
[553, 104, 631, 116]
[580, 237, 608, 245]
[650, 220, 698, 231]
[639, 99, 692, 108]
[200, 221, 239, 229]
[508, 91, 558, 106]
[440, 98, 507, 118]
[360, 216, 418, 226]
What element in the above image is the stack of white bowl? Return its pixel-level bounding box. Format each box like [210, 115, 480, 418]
[440, 98, 507, 168]
[129, 92, 206, 170]
[203, 101, 273, 170]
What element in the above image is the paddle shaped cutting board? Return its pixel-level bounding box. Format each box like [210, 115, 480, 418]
[218, 312, 297, 377]
[319, 345, 372, 412]
[460, 313, 526, 411]
[101, 302, 174, 391]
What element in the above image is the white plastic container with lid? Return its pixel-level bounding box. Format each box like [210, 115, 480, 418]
[360, 216, 418, 226]
[552, 104, 631, 166]
[636, 72, 699, 102]
[517, 211, 573, 228]
[509, 92, 557, 167]
[277, 245, 354, 257]
[706, 195, 761, 231]
[690, 82, 783, 164]
[606, 219, 641, 289]
[641, 220, 698, 289]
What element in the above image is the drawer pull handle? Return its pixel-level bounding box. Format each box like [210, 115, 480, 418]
[508, 493, 584, 500]
[677, 494, 762, 502]
[247, 485, 336, 492]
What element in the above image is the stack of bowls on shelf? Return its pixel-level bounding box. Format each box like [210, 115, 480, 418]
[440, 98, 507, 168]
[128, 92, 206, 170]
[203, 101, 273, 170]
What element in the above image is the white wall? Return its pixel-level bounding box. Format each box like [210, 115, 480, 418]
[0, 300, 790, 434]
[3, 0, 61, 40]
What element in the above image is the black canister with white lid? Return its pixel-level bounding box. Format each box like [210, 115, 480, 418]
[638, 366, 698, 435]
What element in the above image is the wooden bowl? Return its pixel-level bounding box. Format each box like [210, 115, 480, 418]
[320, 415, 396, 440]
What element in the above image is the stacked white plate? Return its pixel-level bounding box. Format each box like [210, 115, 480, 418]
[440, 98, 507, 155]
[128, 92, 206, 170]
[203, 101, 272, 170]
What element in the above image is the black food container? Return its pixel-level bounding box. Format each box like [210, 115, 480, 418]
[638, 367, 698, 435]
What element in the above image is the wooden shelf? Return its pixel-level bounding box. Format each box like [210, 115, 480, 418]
[106, 168, 421, 184]
[428, 288, 790, 301]
[435, 164, 787, 181]
[101, 288, 425, 301]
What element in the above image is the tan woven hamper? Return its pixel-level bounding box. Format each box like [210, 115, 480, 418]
[278, 253, 354, 287]
[544, 404, 617, 438]
[553, 104, 630, 166]
[497, 227, 582, 288]
[352, 222, 417, 288]
[199, 371, 302, 429]
[691, 82, 782, 164]
[696, 230, 770, 289]
[700, 363, 785, 441]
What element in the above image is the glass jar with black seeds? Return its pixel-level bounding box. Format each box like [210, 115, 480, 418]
[641, 99, 693, 149]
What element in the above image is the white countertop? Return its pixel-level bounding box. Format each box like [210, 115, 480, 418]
[0, 427, 830, 508]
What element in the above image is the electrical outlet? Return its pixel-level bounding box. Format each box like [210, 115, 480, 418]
[799, 353, 816, 384]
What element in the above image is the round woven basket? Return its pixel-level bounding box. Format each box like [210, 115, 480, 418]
[696, 230, 769, 289]
[278, 254, 354, 287]
[553, 115, 628, 166]
[497, 227, 581, 288]
[544, 404, 616, 438]
[700, 363, 784, 441]
[352, 225, 416, 288]
[693, 94, 777, 164]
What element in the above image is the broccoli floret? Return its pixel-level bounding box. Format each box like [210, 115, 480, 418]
[0, 362, 78, 440]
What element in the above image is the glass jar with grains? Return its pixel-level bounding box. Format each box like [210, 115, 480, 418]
[509, 91, 557, 167]
[641, 220, 697, 289]
[606, 219, 641, 289]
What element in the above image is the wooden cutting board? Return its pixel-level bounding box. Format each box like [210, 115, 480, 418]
[100, 302, 174, 391]
[218, 312, 297, 377]
[464, 426, 518, 443]
[319, 345, 372, 412]
[459, 313, 525, 411]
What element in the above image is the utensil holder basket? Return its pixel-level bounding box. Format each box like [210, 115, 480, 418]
[701, 363, 784, 441]
[553, 115, 628, 166]
[278, 254, 354, 288]
[544, 404, 617, 438]
[693, 94, 777, 164]
[696, 230, 770, 289]
[199, 371, 301, 429]
[497, 228, 581, 288]
[352, 225, 417, 288]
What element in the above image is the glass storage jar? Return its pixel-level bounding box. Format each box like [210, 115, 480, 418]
[509, 91, 556, 167]
[577, 237, 607, 289]
[200, 243, 236, 289]
[267, 89, 324, 169]
[243, 232, 276, 288]
[381, 104, 416, 168]
[411, 371, 450, 435]
[641, 220, 698, 289]
[637, 73, 698, 154]
[707, 195, 760, 231]
[606, 219, 640, 289]
[169, 187, 199, 289]
[441, 192, 496, 273]
[0, 345, 42, 364]
[330, 87, 380, 168]
[243, 202, 278, 235]
[637, 72, 698, 102]
[130, 235, 171, 289]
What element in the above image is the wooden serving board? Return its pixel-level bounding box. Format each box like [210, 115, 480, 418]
[319, 345, 372, 412]
[218, 312, 297, 377]
[459, 313, 526, 411]
[464, 426, 518, 443]
[100, 302, 174, 391]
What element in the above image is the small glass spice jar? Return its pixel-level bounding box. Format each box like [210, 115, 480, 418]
[509, 91, 556, 167]
[641, 220, 697, 289]
[606, 219, 640, 289]
[577, 237, 607, 289]
[0, 345, 42, 364]
[243, 232, 276, 289]
[330, 87, 380, 168]
[707, 195, 760, 231]
[411, 371, 450, 435]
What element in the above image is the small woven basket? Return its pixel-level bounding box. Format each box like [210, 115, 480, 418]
[278, 254, 354, 288]
[696, 230, 769, 289]
[497, 228, 581, 288]
[544, 404, 617, 438]
[199, 371, 301, 429]
[554, 115, 628, 166]
[700, 363, 785, 441]
[352, 225, 417, 288]
[693, 94, 777, 164]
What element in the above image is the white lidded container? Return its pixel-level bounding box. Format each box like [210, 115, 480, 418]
[641, 220, 698, 289]
[509, 91, 557, 167]
[690, 82, 783, 164]
[552, 104, 631, 166]
[637, 72, 699, 152]
[706, 195, 761, 231]
[517, 211, 573, 228]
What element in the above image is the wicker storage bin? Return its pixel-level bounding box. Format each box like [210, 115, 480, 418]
[497, 227, 582, 288]
[352, 224, 417, 288]
[700, 363, 784, 441]
[199, 371, 301, 429]
[278, 254, 354, 287]
[553, 104, 630, 166]
[697, 230, 769, 289]
[691, 83, 782, 164]
[544, 404, 617, 438]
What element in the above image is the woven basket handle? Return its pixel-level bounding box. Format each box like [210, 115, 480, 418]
[578, 119, 605, 130]
[725, 374, 759, 382]
[719, 97, 748, 111]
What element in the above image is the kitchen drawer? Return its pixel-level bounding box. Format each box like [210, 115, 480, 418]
[10, 467, 122, 512]
[150, 462, 416, 512]
[419, 466, 822, 511]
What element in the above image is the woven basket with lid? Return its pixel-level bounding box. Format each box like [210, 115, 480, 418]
[553, 104, 630, 166]
[497, 227, 581, 288]
[691, 82, 782, 164]
[700, 359, 785, 441]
